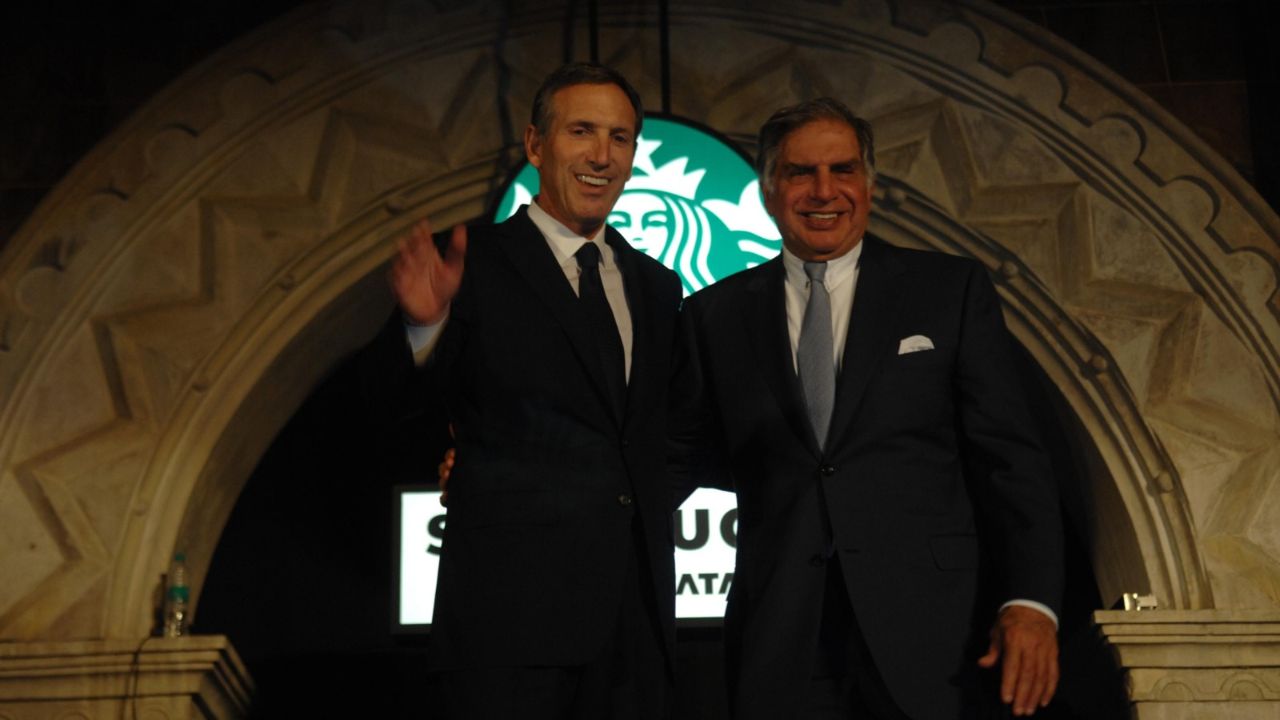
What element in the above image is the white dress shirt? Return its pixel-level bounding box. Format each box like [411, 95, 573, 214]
[406, 201, 634, 381]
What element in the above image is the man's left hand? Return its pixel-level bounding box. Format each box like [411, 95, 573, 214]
[977, 604, 1059, 716]
[437, 447, 455, 506]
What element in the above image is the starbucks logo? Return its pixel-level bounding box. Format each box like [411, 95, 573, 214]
[494, 117, 781, 295]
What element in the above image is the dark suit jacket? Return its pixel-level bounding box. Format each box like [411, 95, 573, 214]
[364, 207, 683, 672]
[672, 237, 1063, 720]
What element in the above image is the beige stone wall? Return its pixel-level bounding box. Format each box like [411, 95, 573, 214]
[0, 636, 251, 719]
[1, 0, 1278, 712]
[1096, 610, 1280, 718]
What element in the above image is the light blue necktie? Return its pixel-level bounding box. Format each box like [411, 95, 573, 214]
[797, 261, 834, 450]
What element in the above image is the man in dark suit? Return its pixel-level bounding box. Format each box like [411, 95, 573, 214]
[672, 98, 1064, 719]
[365, 63, 682, 719]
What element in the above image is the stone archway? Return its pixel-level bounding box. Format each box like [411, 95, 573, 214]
[2, 0, 1278, 715]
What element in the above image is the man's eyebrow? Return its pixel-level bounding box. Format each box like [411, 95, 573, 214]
[780, 162, 815, 173]
[780, 158, 862, 171]
[564, 120, 632, 135]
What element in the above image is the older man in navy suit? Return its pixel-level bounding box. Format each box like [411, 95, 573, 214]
[672, 98, 1063, 719]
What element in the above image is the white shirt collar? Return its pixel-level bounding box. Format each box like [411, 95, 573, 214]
[526, 200, 612, 269]
[781, 238, 863, 290]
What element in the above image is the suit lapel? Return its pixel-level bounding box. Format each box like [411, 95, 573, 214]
[745, 258, 822, 456]
[494, 209, 621, 427]
[827, 238, 905, 452]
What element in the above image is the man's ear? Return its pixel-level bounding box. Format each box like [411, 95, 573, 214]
[524, 124, 543, 169]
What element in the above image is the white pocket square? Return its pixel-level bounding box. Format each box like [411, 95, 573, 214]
[897, 335, 934, 355]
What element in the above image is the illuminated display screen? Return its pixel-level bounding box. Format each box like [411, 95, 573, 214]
[395, 116, 776, 630]
[396, 487, 738, 628]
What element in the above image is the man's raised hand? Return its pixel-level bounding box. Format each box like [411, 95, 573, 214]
[391, 219, 467, 325]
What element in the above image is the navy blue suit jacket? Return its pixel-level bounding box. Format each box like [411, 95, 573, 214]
[364, 207, 683, 672]
[672, 237, 1063, 719]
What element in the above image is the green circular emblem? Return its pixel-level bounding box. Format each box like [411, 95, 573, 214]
[493, 117, 782, 295]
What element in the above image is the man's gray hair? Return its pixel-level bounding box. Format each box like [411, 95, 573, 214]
[755, 97, 876, 192]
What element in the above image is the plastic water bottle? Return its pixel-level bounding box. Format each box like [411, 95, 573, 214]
[163, 552, 189, 637]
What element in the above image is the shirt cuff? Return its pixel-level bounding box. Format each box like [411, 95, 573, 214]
[999, 599, 1058, 629]
[404, 312, 447, 367]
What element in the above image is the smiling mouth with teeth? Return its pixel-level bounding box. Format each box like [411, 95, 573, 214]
[577, 174, 610, 187]
[804, 212, 839, 220]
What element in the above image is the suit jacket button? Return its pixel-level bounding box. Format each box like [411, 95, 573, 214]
[809, 554, 826, 567]
[820, 465, 836, 477]
[618, 494, 634, 506]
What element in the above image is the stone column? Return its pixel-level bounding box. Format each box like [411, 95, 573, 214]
[0, 635, 251, 719]
[1096, 610, 1280, 718]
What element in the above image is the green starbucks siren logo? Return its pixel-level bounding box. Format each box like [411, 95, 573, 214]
[494, 117, 781, 295]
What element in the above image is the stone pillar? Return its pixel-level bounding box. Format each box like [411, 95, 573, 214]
[0, 635, 251, 719]
[1096, 610, 1280, 718]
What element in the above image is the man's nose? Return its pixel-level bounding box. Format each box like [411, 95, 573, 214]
[587, 135, 611, 167]
[811, 169, 836, 201]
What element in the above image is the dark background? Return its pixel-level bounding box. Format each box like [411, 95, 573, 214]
[3, 1, 1274, 717]
[2, 1, 1277, 248]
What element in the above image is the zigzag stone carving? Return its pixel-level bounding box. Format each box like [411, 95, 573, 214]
[0, 0, 1276, 658]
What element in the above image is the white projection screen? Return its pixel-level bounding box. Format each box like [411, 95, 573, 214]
[395, 487, 737, 630]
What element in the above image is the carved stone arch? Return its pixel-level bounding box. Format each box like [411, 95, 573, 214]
[2, 0, 1278, 667]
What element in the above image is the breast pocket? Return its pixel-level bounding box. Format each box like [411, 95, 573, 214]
[884, 345, 949, 371]
[867, 346, 953, 428]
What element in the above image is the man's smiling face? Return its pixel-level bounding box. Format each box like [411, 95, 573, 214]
[763, 118, 873, 262]
[525, 82, 637, 237]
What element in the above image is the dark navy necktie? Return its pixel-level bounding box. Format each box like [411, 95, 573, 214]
[575, 242, 626, 417]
